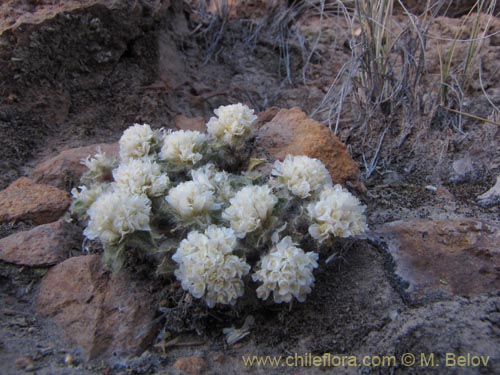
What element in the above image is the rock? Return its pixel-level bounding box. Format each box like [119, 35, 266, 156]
[0, 219, 82, 267]
[36, 255, 157, 362]
[370, 218, 500, 305]
[173, 357, 207, 375]
[254, 107, 279, 130]
[32, 143, 118, 190]
[477, 175, 500, 207]
[257, 107, 365, 193]
[174, 115, 206, 133]
[0, 177, 70, 224]
[358, 295, 500, 374]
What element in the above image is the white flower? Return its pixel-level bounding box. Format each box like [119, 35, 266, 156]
[166, 181, 219, 220]
[80, 149, 116, 183]
[70, 183, 107, 215]
[222, 185, 278, 238]
[84, 190, 151, 244]
[113, 157, 169, 197]
[272, 155, 332, 198]
[307, 185, 367, 243]
[173, 226, 250, 307]
[206, 103, 256, 146]
[119, 123, 157, 160]
[82, 149, 116, 173]
[191, 164, 234, 203]
[159, 130, 207, 166]
[252, 236, 319, 303]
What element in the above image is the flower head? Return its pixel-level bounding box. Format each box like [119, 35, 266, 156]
[173, 226, 250, 307]
[222, 185, 277, 238]
[119, 123, 157, 160]
[166, 181, 219, 221]
[81, 148, 117, 183]
[272, 155, 332, 198]
[84, 191, 151, 244]
[191, 164, 234, 203]
[113, 157, 169, 197]
[252, 236, 318, 303]
[70, 183, 107, 217]
[307, 185, 367, 243]
[159, 130, 207, 167]
[206, 103, 256, 146]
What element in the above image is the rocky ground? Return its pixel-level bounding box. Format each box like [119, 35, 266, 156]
[1, 1, 500, 374]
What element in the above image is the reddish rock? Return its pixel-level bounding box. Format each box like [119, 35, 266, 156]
[0, 219, 82, 267]
[257, 107, 365, 193]
[173, 356, 207, 375]
[0, 177, 70, 224]
[36, 255, 157, 361]
[371, 219, 500, 305]
[254, 107, 279, 130]
[32, 143, 118, 189]
[175, 115, 206, 133]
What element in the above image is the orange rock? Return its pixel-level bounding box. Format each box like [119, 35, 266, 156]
[370, 219, 500, 305]
[32, 143, 118, 189]
[0, 218, 82, 266]
[254, 107, 279, 130]
[0, 177, 70, 224]
[257, 107, 365, 193]
[173, 356, 207, 375]
[36, 255, 157, 362]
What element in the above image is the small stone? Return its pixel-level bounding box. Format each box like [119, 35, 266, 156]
[0, 219, 82, 266]
[370, 218, 500, 305]
[0, 177, 70, 224]
[31, 143, 118, 189]
[257, 107, 365, 193]
[173, 356, 207, 375]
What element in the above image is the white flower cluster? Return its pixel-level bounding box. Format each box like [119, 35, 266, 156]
[252, 237, 318, 303]
[166, 181, 219, 221]
[172, 226, 250, 307]
[160, 130, 207, 167]
[84, 191, 151, 244]
[119, 123, 157, 160]
[113, 157, 169, 197]
[222, 185, 278, 238]
[307, 185, 368, 243]
[272, 155, 332, 198]
[73, 103, 369, 308]
[206, 103, 257, 146]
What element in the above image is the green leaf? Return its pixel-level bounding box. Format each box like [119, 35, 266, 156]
[246, 158, 267, 172]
